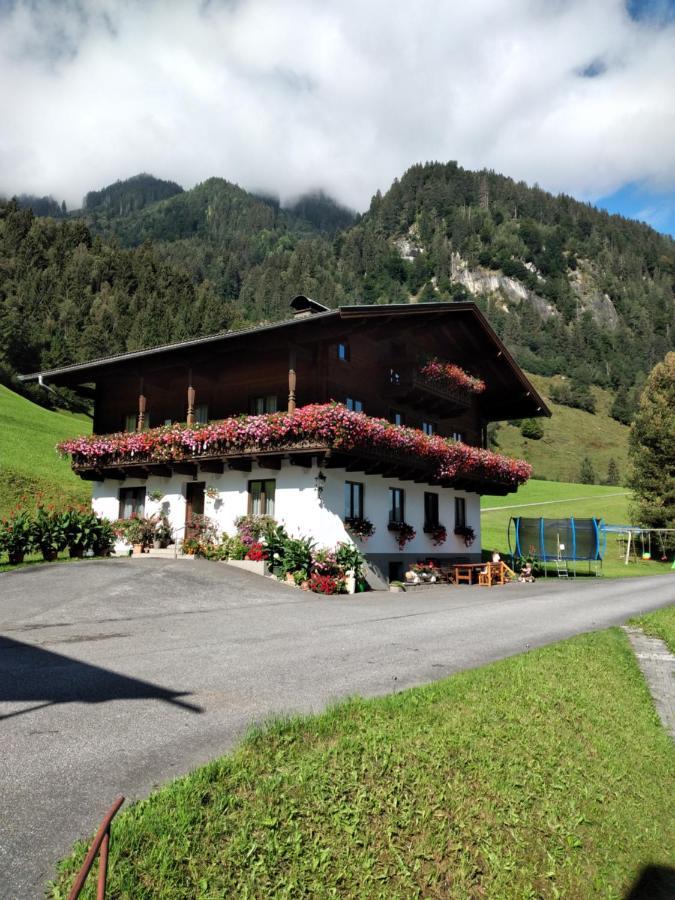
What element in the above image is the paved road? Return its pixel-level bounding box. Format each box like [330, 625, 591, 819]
[1, 560, 673, 898]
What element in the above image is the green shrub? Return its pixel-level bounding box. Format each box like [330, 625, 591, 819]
[520, 418, 544, 440]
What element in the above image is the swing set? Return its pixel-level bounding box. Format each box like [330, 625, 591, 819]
[601, 525, 675, 565]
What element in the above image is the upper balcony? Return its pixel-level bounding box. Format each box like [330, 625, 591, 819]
[383, 361, 485, 414]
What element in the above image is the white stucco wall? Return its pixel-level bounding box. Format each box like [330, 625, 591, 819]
[92, 460, 481, 556]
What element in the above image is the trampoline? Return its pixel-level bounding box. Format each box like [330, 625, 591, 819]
[508, 517, 605, 576]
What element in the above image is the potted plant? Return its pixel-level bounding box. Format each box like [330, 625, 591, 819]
[411, 561, 439, 582]
[148, 489, 164, 503]
[0, 510, 33, 565]
[154, 514, 173, 549]
[30, 505, 66, 562]
[205, 485, 219, 500]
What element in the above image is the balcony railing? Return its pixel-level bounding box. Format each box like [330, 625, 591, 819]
[384, 364, 473, 412]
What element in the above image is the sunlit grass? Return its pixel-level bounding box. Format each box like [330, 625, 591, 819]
[52, 629, 675, 899]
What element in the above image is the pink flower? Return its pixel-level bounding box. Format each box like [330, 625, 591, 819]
[57, 403, 531, 488]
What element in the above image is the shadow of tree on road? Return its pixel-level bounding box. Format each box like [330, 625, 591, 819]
[0, 636, 203, 721]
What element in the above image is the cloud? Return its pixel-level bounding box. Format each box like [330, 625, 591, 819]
[1, 0, 674, 215]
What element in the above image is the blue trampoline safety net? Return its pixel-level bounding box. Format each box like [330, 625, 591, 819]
[508, 517, 605, 561]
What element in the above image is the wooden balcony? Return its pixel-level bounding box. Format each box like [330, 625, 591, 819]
[383, 364, 473, 413]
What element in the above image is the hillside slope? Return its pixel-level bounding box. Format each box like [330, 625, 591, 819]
[494, 374, 631, 483]
[4, 163, 673, 416]
[0, 385, 90, 517]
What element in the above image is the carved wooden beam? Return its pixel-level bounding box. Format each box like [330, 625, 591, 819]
[199, 460, 225, 474]
[79, 469, 105, 482]
[172, 462, 198, 477]
[227, 458, 252, 473]
[257, 455, 282, 471]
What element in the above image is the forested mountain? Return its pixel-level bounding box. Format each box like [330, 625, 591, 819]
[83, 173, 184, 216]
[2, 163, 673, 422]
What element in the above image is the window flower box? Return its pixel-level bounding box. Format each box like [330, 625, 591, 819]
[423, 523, 447, 546]
[454, 524, 476, 547]
[387, 521, 416, 550]
[345, 516, 375, 540]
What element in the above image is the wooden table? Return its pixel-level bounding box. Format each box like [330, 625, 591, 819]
[452, 562, 486, 585]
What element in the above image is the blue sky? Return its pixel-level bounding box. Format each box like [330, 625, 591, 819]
[597, 185, 675, 237]
[1, 0, 674, 237]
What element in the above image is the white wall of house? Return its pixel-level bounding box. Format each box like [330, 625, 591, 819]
[92, 460, 481, 556]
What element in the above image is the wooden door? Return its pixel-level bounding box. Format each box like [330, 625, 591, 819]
[185, 482, 205, 540]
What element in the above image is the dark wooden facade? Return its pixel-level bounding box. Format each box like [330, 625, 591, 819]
[24, 301, 549, 450]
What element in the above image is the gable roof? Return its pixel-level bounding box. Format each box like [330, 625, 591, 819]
[18, 301, 550, 419]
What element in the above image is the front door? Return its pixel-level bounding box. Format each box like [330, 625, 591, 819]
[185, 482, 205, 540]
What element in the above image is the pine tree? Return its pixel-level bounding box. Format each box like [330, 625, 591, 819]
[628, 352, 675, 528]
[606, 458, 620, 486]
[579, 457, 596, 484]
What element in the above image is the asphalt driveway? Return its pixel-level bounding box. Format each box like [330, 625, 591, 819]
[1, 559, 673, 898]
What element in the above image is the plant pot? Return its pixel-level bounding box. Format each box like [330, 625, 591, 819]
[153, 539, 162, 550]
[42, 548, 58, 562]
[69, 545, 85, 559]
[132, 543, 144, 556]
[8, 551, 24, 565]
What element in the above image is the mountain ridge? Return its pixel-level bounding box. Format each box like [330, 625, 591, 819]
[1, 162, 672, 425]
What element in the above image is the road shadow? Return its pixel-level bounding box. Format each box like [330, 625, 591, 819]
[624, 865, 675, 899]
[0, 635, 203, 721]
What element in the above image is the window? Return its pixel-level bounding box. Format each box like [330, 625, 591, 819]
[421, 421, 435, 436]
[389, 487, 405, 524]
[118, 486, 146, 520]
[390, 409, 405, 427]
[337, 341, 350, 361]
[452, 431, 463, 442]
[344, 481, 364, 519]
[455, 496, 466, 529]
[389, 368, 401, 386]
[424, 492, 439, 529]
[251, 395, 278, 414]
[346, 398, 363, 412]
[248, 479, 276, 516]
[124, 413, 137, 432]
[194, 403, 209, 425]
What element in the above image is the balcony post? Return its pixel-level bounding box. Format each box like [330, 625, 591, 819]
[137, 378, 146, 431]
[288, 349, 297, 413]
[187, 384, 196, 427]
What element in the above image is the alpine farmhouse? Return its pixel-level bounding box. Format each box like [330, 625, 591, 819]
[20, 297, 549, 582]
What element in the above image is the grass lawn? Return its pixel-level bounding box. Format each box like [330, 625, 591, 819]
[481, 479, 673, 579]
[0, 385, 91, 518]
[629, 605, 675, 654]
[51, 628, 675, 899]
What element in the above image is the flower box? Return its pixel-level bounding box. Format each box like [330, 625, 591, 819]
[58, 403, 531, 489]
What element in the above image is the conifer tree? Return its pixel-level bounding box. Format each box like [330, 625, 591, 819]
[606, 458, 620, 486]
[579, 457, 596, 484]
[628, 352, 675, 528]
